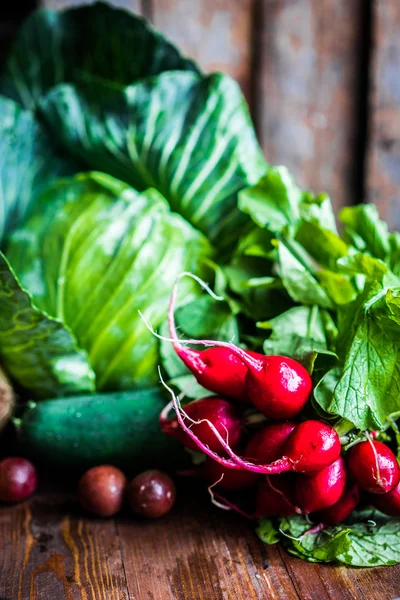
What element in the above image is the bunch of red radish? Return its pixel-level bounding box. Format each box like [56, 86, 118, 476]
[159, 275, 400, 526]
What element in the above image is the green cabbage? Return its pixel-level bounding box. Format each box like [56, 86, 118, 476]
[2, 173, 212, 397]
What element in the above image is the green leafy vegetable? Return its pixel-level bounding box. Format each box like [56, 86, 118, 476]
[258, 510, 400, 567]
[5, 172, 212, 392]
[259, 305, 337, 373]
[239, 166, 337, 236]
[277, 241, 332, 308]
[0, 95, 76, 244]
[239, 166, 301, 233]
[0, 252, 95, 398]
[38, 73, 266, 250]
[234, 161, 400, 431]
[340, 204, 390, 260]
[256, 519, 281, 545]
[0, 2, 198, 109]
[328, 286, 400, 429]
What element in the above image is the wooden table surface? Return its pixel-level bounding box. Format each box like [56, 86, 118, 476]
[0, 481, 399, 600]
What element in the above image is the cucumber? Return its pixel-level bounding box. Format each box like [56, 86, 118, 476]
[15, 388, 186, 473]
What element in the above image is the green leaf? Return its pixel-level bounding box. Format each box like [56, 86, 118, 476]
[38, 73, 266, 251]
[295, 221, 348, 270]
[175, 296, 239, 341]
[376, 287, 400, 333]
[316, 270, 357, 306]
[0, 3, 198, 109]
[256, 519, 281, 545]
[318, 287, 400, 429]
[234, 227, 275, 259]
[284, 526, 352, 564]
[277, 241, 332, 308]
[258, 305, 330, 343]
[238, 166, 301, 232]
[263, 334, 337, 374]
[337, 253, 389, 282]
[0, 252, 95, 399]
[388, 231, 400, 276]
[260, 305, 338, 374]
[337, 510, 400, 567]
[226, 257, 275, 295]
[261, 510, 400, 567]
[299, 192, 338, 233]
[226, 256, 291, 322]
[340, 204, 390, 261]
[0, 95, 77, 244]
[314, 367, 341, 413]
[5, 172, 212, 391]
[238, 170, 338, 240]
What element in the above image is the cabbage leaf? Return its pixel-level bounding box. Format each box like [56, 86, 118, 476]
[0, 95, 76, 245]
[0, 2, 198, 109]
[5, 172, 212, 392]
[39, 73, 267, 251]
[0, 252, 95, 399]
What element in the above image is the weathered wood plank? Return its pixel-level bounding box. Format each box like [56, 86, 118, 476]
[2, 484, 400, 600]
[256, 0, 364, 212]
[42, 0, 142, 13]
[0, 492, 129, 600]
[117, 484, 299, 600]
[150, 0, 253, 103]
[366, 0, 400, 226]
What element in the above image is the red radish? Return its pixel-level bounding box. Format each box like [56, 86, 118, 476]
[204, 457, 259, 491]
[169, 345, 255, 403]
[162, 380, 341, 477]
[295, 457, 347, 514]
[273, 420, 341, 474]
[0, 457, 38, 503]
[244, 355, 312, 419]
[368, 481, 400, 516]
[166, 274, 312, 417]
[314, 483, 360, 525]
[255, 475, 298, 517]
[245, 421, 297, 464]
[161, 397, 242, 453]
[347, 441, 400, 494]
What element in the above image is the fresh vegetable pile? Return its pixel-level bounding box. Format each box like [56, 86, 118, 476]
[1, 1, 400, 567]
[153, 274, 400, 567]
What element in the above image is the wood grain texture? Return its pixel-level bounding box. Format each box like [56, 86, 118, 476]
[150, 0, 254, 103]
[255, 0, 364, 212]
[366, 0, 400, 226]
[1, 483, 400, 600]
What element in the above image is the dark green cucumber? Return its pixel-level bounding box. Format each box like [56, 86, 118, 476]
[15, 388, 186, 473]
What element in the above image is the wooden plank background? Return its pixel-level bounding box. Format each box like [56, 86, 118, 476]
[1, 0, 398, 223]
[2, 482, 400, 600]
[366, 0, 400, 227]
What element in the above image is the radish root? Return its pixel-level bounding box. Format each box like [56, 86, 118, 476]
[208, 478, 256, 519]
[139, 272, 263, 370]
